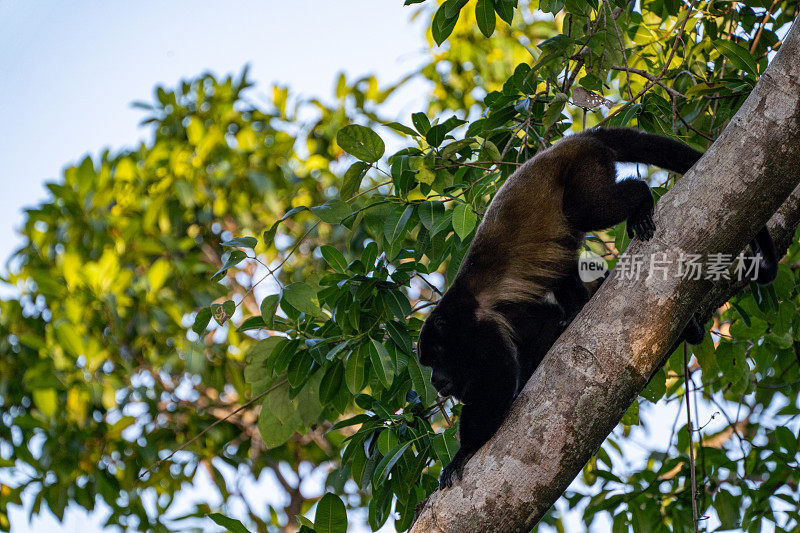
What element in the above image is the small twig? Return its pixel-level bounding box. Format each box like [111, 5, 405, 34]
[750, 0, 780, 54]
[598, 2, 696, 127]
[137, 377, 289, 482]
[609, 66, 686, 99]
[605, 0, 634, 101]
[684, 344, 700, 533]
[409, 301, 437, 315]
[436, 396, 453, 427]
[415, 272, 443, 297]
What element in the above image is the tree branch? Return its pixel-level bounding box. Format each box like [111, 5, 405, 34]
[411, 15, 800, 533]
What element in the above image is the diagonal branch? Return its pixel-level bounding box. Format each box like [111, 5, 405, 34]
[412, 15, 800, 533]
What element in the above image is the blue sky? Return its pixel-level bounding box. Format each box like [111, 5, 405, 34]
[0, 1, 429, 270]
[0, 3, 762, 532]
[0, 2, 427, 530]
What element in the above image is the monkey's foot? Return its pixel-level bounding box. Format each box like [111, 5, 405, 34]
[439, 458, 465, 489]
[627, 212, 655, 240]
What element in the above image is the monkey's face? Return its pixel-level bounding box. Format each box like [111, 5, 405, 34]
[417, 305, 486, 401]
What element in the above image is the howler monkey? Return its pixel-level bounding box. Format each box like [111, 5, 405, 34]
[417, 127, 778, 489]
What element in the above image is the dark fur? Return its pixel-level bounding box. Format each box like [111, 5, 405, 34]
[417, 128, 778, 488]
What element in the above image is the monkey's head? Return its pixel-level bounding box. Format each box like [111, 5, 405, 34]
[417, 289, 513, 401]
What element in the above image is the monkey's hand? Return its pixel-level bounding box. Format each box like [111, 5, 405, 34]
[440, 450, 473, 489]
[626, 211, 656, 240]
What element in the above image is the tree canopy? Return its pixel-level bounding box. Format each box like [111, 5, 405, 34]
[1, 1, 799, 532]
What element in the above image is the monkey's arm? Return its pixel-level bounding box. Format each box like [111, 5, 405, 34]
[440, 357, 518, 489]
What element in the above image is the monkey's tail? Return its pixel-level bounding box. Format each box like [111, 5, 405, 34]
[586, 127, 703, 174]
[588, 127, 779, 285]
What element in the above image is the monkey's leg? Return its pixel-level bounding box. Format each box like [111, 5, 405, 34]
[747, 226, 778, 285]
[554, 267, 591, 323]
[500, 300, 566, 387]
[563, 153, 656, 240]
[439, 362, 518, 489]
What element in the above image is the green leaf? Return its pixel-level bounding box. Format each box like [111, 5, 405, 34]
[384, 121, 418, 136]
[369, 340, 395, 388]
[336, 125, 385, 163]
[714, 490, 740, 530]
[543, 92, 568, 128]
[296, 515, 315, 529]
[730, 301, 751, 326]
[263, 206, 310, 246]
[775, 426, 797, 453]
[260, 294, 280, 328]
[341, 161, 369, 199]
[691, 334, 716, 373]
[433, 430, 458, 465]
[383, 205, 415, 245]
[445, 0, 468, 17]
[385, 320, 413, 355]
[425, 116, 465, 148]
[211, 250, 247, 282]
[539, 0, 564, 13]
[311, 200, 352, 224]
[33, 389, 58, 417]
[258, 381, 301, 449]
[411, 112, 431, 135]
[476, 0, 496, 37]
[238, 315, 266, 332]
[391, 155, 415, 196]
[494, 0, 515, 24]
[208, 513, 251, 533]
[345, 345, 368, 394]
[713, 39, 759, 76]
[211, 300, 235, 325]
[329, 413, 372, 432]
[282, 282, 321, 316]
[320, 245, 348, 272]
[640, 367, 666, 402]
[192, 307, 212, 334]
[377, 428, 399, 454]
[325, 341, 349, 361]
[383, 289, 412, 319]
[480, 140, 501, 162]
[408, 357, 435, 406]
[373, 442, 411, 485]
[620, 399, 640, 426]
[431, 2, 459, 45]
[418, 201, 445, 232]
[314, 493, 347, 533]
[361, 241, 379, 270]
[606, 103, 641, 127]
[220, 236, 258, 249]
[716, 342, 747, 385]
[245, 337, 283, 392]
[319, 362, 344, 404]
[452, 203, 477, 240]
[431, 210, 453, 236]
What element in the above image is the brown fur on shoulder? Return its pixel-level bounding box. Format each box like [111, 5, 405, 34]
[455, 136, 593, 314]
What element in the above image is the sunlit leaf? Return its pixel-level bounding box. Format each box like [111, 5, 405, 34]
[282, 282, 321, 316]
[475, 0, 496, 37]
[337, 125, 385, 163]
[315, 493, 347, 533]
[452, 203, 477, 240]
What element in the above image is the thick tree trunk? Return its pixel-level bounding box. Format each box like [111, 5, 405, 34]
[412, 17, 800, 533]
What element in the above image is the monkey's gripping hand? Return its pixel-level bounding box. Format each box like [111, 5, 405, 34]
[440, 449, 473, 489]
[626, 210, 656, 240]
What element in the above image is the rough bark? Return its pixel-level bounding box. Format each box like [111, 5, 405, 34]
[412, 16, 800, 533]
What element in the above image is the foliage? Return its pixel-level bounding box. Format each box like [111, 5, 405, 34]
[1, 1, 799, 532]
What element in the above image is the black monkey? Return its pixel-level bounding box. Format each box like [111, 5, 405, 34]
[417, 128, 778, 489]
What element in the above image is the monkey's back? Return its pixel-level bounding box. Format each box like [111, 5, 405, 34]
[456, 137, 588, 308]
